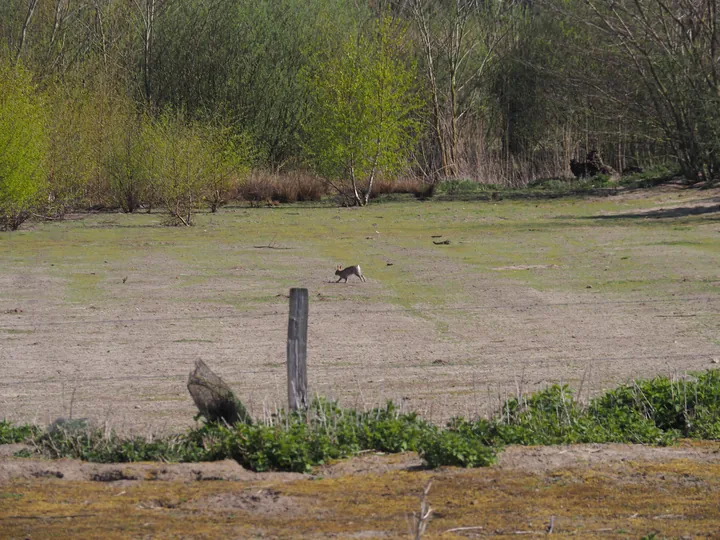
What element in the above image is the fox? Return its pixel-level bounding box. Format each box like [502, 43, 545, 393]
[335, 264, 367, 283]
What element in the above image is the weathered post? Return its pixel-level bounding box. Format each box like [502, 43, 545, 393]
[287, 288, 308, 410]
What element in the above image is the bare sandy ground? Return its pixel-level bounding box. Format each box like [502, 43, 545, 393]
[1, 187, 719, 434]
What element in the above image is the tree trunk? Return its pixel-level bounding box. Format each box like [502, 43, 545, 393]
[15, 0, 39, 65]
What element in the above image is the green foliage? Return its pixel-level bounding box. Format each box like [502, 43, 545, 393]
[222, 400, 437, 472]
[419, 430, 496, 468]
[619, 166, 677, 188]
[45, 85, 97, 214]
[14, 371, 720, 471]
[143, 111, 249, 225]
[28, 399, 438, 472]
[438, 180, 500, 195]
[304, 18, 423, 206]
[0, 420, 40, 444]
[152, 0, 360, 169]
[200, 128, 253, 212]
[37, 427, 200, 463]
[0, 61, 48, 230]
[462, 371, 720, 447]
[106, 114, 150, 213]
[43, 76, 130, 214]
[4, 0, 716, 192]
[528, 176, 615, 191]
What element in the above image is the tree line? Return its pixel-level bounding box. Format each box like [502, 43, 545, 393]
[1, 0, 718, 228]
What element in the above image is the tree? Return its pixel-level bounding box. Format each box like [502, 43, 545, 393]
[151, 0, 362, 169]
[409, 0, 510, 179]
[105, 113, 150, 213]
[304, 19, 423, 206]
[201, 128, 253, 213]
[553, 0, 720, 180]
[143, 112, 250, 225]
[0, 61, 47, 230]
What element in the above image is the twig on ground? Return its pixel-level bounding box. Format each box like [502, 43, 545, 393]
[254, 235, 292, 249]
[443, 526, 484, 533]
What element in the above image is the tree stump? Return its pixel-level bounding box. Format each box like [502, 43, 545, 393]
[187, 359, 252, 425]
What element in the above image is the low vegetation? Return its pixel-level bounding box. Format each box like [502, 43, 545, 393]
[6, 370, 720, 472]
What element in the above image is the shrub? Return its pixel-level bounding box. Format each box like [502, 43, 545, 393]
[13, 371, 720, 471]
[105, 116, 150, 213]
[201, 129, 253, 212]
[44, 83, 103, 216]
[419, 430, 496, 468]
[143, 112, 250, 225]
[0, 61, 48, 230]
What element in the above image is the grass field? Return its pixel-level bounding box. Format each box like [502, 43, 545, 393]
[1, 185, 719, 433]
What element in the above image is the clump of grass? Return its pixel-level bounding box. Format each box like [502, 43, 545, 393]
[9, 370, 720, 472]
[437, 179, 501, 195]
[528, 174, 615, 191]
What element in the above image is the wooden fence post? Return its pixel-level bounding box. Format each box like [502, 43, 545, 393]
[287, 288, 308, 410]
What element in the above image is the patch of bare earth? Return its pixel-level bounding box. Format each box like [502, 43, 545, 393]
[1, 188, 720, 433]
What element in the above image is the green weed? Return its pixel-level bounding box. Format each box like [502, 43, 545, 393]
[0, 420, 40, 444]
[10, 370, 720, 471]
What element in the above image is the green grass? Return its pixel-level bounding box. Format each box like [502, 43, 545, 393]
[2, 190, 718, 312]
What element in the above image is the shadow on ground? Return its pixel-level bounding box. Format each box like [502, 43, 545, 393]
[586, 201, 720, 220]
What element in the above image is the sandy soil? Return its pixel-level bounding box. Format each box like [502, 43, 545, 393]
[1, 186, 719, 434]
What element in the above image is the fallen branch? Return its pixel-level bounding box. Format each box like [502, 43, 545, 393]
[443, 526, 484, 534]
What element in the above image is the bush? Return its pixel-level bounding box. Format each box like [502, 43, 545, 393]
[0, 61, 48, 230]
[12, 371, 720, 471]
[201, 129, 253, 212]
[106, 116, 150, 213]
[44, 83, 101, 216]
[419, 430, 496, 468]
[143, 112, 251, 225]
